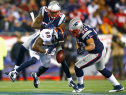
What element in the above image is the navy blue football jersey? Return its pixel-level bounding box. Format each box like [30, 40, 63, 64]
[39, 6, 66, 27]
[77, 25, 104, 53]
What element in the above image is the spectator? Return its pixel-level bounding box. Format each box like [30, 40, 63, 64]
[111, 32, 125, 80]
[78, 4, 89, 22]
[22, 19, 35, 32]
[36, 0, 48, 8]
[115, 0, 126, 13]
[40, 0, 47, 7]
[0, 37, 7, 80]
[100, 18, 112, 34]
[97, 0, 110, 19]
[64, 0, 78, 13]
[18, 12, 29, 22]
[114, 8, 126, 33]
[29, 0, 36, 12]
[10, 19, 26, 32]
[0, 16, 13, 32]
[30, 5, 39, 17]
[10, 34, 28, 81]
[0, 2, 8, 17]
[78, 0, 91, 6]
[7, 5, 20, 20]
[69, 7, 84, 21]
[18, 0, 30, 13]
[87, 0, 99, 15]
[87, 0, 102, 30]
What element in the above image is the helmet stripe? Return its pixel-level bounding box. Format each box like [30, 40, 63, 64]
[55, 29, 58, 33]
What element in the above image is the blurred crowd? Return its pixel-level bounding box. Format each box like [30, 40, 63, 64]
[0, 0, 126, 34]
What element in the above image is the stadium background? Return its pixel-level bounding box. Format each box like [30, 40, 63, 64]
[0, 0, 126, 81]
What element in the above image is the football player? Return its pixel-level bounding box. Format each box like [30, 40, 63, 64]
[68, 18, 124, 92]
[8, 27, 78, 90]
[5, 1, 78, 90]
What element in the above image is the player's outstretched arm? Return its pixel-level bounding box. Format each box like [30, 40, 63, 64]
[85, 38, 95, 51]
[31, 14, 43, 29]
[32, 37, 46, 53]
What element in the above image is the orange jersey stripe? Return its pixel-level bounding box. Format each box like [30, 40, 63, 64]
[58, 27, 64, 39]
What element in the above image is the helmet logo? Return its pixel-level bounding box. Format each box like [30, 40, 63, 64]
[73, 21, 80, 26]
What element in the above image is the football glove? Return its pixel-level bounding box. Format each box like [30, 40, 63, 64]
[45, 45, 56, 55]
[77, 47, 85, 55]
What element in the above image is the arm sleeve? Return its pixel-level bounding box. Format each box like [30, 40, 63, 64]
[58, 14, 66, 26]
[39, 6, 46, 17]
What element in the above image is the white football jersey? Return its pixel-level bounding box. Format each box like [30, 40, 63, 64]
[39, 29, 55, 45]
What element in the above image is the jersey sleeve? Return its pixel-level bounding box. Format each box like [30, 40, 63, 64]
[39, 6, 46, 17]
[82, 30, 93, 41]
[58, 14, 66, 26]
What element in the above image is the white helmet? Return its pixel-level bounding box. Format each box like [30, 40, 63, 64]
[47, 1, 61, 20]
[69, 18, 84, 37]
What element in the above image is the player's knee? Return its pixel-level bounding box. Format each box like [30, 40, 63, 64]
[97, 69, 104, 71]
[96, 66, 105, 71]
[42, 66, 49, 70]
[74, 66, 79, 71]
[31, 57, 38, 64]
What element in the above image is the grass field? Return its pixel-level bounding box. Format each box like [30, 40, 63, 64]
[0, 80, 126, 95]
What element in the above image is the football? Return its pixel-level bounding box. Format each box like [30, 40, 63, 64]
[56, 50, 65, 63]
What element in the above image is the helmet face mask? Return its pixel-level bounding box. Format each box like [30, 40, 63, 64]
[48, 10, 60, 20]
[69, 18, 83, 37]
[47, 1, 61, 20]
[69, 29, 81, 37]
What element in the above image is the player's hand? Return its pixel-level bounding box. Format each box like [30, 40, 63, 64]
[77, 47, 85, 55]
[45, 23, 54, 29]
[45, 45, 56, 55]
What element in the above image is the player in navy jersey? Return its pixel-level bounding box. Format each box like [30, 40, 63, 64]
[69, 18, 124, 93]
[5, 1, 78, 91]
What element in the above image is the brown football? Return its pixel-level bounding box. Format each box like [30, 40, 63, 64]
[56, 50, 65, 63]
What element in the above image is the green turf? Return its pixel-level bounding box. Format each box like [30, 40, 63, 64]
[0, 80, 126, 95]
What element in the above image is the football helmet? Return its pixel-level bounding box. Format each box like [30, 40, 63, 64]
[55, 27, 66, 41]
[47, 1, 61, 20]
[69, 18, 84, 37]
[52, 27, 66, 44]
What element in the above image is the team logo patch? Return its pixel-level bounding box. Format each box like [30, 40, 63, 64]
[73, 21, 80, 26]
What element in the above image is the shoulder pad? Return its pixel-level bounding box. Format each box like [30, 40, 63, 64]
[82, 30, 92, 40]
[39, 6, 47, 16]
[58, 13, 66, 26]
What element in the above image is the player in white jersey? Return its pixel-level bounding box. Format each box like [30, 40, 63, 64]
[6, 27, 78, 91]
[5, 1, 78, 91]
[68, 18, 124, 93]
